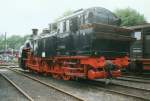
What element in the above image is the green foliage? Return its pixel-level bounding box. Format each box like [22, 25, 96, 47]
[0, 35, 29, 51]
[114, 8, 147, 26]
[0, 34, 5, 50]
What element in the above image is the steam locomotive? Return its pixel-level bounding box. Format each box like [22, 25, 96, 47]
[19, 7, 133, 80]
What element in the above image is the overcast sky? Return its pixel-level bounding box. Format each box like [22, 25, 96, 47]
[0, 0, 149, 36]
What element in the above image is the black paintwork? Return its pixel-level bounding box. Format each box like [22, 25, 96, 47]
[130, 27, 150, 59]
[24, 7, 133, 59]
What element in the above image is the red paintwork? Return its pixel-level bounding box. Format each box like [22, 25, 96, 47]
[138, 59, 150, 71]
[23, 49, 128, 80]
[143, 66, 150, 70]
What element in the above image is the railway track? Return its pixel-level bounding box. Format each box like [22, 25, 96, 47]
[122, 75, 150, 80]
[0, 67, 84, 101]
[80, 79, 150, 101]
[0, 64, 18, 67]
[4, 66, 150, 101]
[123, 72, 150, 79]
[115, 76, 150, 84]
[0, 73, 34, 101]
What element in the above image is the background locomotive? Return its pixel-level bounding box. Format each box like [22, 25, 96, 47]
[19, 7, 133, 80]
[128, 24, 150, 73]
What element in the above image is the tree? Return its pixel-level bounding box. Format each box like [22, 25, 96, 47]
[0, 34, 5, 51]
[114, 8, 147, 26]
[7, 35, 23, 50]
[0, 34, 29, 51]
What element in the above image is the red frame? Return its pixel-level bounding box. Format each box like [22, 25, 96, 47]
[23, 49, 129, 80]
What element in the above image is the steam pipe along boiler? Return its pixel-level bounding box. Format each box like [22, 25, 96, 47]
[19, 7, 133, 80]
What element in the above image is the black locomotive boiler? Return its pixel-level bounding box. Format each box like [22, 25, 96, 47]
[19, 7, 133, 80]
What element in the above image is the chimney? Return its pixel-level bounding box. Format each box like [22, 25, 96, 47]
[32, 29, 38, 36]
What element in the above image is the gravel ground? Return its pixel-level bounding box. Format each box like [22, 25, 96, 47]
[0, 70, 28, 101]
[0, 69, 80, 101]
[23, 71, 144, 101]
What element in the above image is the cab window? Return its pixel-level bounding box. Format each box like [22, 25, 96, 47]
[133, 32, 141, 40]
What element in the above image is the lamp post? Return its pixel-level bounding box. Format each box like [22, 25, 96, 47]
[4, 32, 8, 62]
[5, 32, 7, 53]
